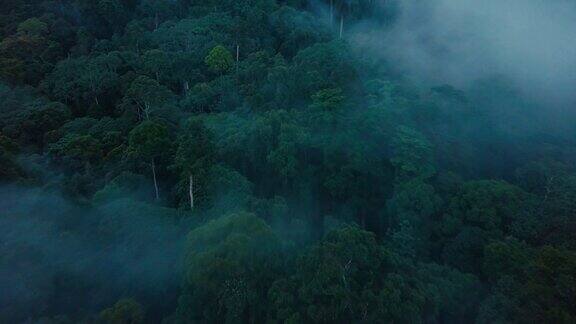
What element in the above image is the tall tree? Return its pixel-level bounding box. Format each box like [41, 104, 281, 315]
[128, 120, 172, 200]
[173, 118, 215, 210]
[123, 75, 174, 120]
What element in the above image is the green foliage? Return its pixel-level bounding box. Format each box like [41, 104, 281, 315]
[93, 172, 153, 203]
[42, 54, 121, 111]
[17, 18, 48, 36]
[205, 45, 234, 74]
[311, 88, 345, 111]
[390, 126, 435, 181]
[1, 1, 576, 323]
[127, 120, 172, 200]
[270, 7, 330, 58]
[387, 179, 442, 257]
[480, 242, 576, 323]
[0, 16, 62, 84]
[23, 102, 71, 145]
[123, 75, 174, 119]
[172, 118, 216, 208]
[268, 226, 478, 323]
[51, 134, 103, 165]
[174, 118, 214, 177]
[128, 120, 171, 161]
[177, 212, 284, 323]
[439, 180, 529, 236]
[137, 0, 175, 28]
[142, 49, 171, 81]
[284, 227, 395, 323]
[292, 41, 357, 98]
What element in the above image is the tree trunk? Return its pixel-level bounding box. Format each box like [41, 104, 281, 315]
[189, 174, 194, 210]
[183, 81, 190, 95]
[144, 102, 150, 120]
[339, 15, 344, 39]
[151, 158, 160, 200]
[136, 105, 143, 121]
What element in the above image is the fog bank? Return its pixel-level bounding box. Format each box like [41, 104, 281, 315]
[354, 0, 576, 104]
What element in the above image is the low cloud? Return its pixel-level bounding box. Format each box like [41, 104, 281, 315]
[353, 0, 576, 104]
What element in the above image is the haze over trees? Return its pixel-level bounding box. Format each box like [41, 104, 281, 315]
[1, 0, 576, 323]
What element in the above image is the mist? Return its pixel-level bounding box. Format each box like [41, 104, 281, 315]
[0, 186, 189, 323]
[353, 0, 576, 105]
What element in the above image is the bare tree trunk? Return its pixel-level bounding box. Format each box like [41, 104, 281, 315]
[94, 95, 99, 106]
[189, 174, 194, 210]
[183, 81, 190, 95]
[235, 44, 240, 79]
[341, 259, 352, 289]
[151, 158, 159, 200]
[340, 15, 344, 39]
[144, 102, 150, 120]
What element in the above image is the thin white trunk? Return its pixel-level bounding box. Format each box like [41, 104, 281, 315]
[144, 102, 150, 120]
[151, 158, 159, 200]
[183, 81, 190, 95]
[339, 15, 344, 39]
[235, 44, 240, 77]
[342, 259, 352, 289]
[189, 174, 194, 210]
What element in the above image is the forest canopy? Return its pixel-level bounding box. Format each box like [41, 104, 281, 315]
[1, 0, 576, 323]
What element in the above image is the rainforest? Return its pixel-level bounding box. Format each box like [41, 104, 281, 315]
[1, 0, 576, 323]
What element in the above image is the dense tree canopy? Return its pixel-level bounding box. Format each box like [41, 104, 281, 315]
[1, 0, 576, 323]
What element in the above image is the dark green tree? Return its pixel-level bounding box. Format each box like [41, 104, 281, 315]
[173, 118, 215, 210]
[128, 120, 172, 200]
[176, 212, 284, 323]
[205, 45, 234, 75]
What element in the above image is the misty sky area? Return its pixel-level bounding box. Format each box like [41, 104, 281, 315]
[356, 0, 576, 104]
[1, 0, 576, 323]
